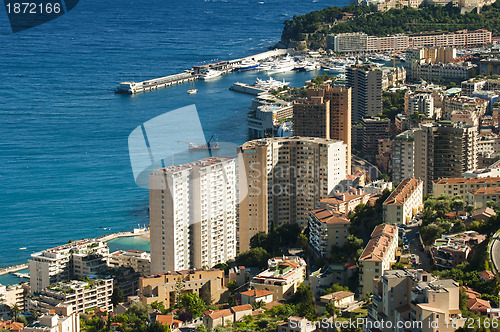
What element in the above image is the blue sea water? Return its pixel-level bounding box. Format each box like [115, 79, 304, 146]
[0, 0, 349, 269]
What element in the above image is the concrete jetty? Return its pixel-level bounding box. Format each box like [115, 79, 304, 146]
[0, 263, 28, 276]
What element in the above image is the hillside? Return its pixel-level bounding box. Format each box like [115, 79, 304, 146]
[281, 1, 500, 49]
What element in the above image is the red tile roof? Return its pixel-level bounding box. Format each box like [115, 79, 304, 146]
[383, 178, 422, 205]
[310, 209, 350, 224]
[240, 289, 273, 298]
[479, 270, 495, 281]
[231, 304, 252, 312]
[468, 298, 491, 311]
[206, 309, 233, 319]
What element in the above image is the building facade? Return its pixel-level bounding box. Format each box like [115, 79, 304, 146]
[392, 130, 416, 184]
[383, 178, 424, 225]
[414, 122, 477, 193]
[359, 224, 398, 297]
[149, 157, 236, 273]
[139, 269, 227, 308]
[308, 209, 350, 258]
[29, 240, 109, 294]
[237, 137, 347, 252]
[250, 256, 306, 301]
[346, 66, 383, 121]
[28, 279, 113, 314]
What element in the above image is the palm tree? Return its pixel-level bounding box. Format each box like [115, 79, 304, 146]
[10, 304, 20, 322]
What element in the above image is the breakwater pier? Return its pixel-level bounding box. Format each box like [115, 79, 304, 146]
[115, 49, 288, 94]
[0, 263, 28, 276]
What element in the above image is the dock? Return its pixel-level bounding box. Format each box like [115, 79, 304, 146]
[0, 263, 28, 276]
[116, 71, 199, 94]
[229, 82, 268, 96]
[116, 49, 289, 95]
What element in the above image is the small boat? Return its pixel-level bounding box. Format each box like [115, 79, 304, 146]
[187, 89, 198, 94]
[19, 247, 27, 250]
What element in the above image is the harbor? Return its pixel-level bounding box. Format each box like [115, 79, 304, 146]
[115, 49, 288, 94]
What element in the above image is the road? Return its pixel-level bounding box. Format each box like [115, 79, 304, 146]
[402, 222, 432, 271]
[490, 231, 500, 274]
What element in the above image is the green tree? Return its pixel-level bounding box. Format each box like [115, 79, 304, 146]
[174, 277, 185, 306]
[290, 284, 316, 320]
[10, 304, 20, 322]
[111, 287, 125, 306]
[196, 323, 208, 332]
[180, 293, 206, 318]
[322, 283, 350, 295]
[234, 247, 271, 270]
[325, 302, 339, 317]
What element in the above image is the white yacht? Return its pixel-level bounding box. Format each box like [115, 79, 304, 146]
[266, 55, 295, 74]
[235, 59, 260, 71]
[200, 70, 222, 80]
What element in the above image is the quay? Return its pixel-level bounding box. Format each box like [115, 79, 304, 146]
[98, 230, 150, 242]
[0, 263, 28, 276]
[229, 82, 268, 96]
[115, 49, 289, 95]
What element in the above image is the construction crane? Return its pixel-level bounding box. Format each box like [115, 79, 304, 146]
[393, 46, 409, 68]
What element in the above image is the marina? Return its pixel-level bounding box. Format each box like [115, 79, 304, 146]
[230, 77, 290, 95]
[115, 49, 288, 95]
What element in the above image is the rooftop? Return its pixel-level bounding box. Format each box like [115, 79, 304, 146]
[433, 177, 500, 185]
[310, 209, 350, 224]
[383, 178, 422, 206]
[240, 289, 274, 298]
[152, 156, 233, 175]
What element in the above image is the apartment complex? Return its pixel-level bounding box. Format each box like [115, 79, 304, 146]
[328, 29, 492, 53]
[318, 191, 372, 215]
[383, 178, 423, 225]
[466, 187, 500, 208]
[28, 279, 113, 314]
[149, 157, 236, 274]
[346, 66, 383, 121]
[250, 256, 306, 301]
[108, 250, 151, 276]
[293, 85, 352, 174]
[0, 284, 27, 311]
[359, 224, 398, 296]
[361, 117, 390, 162]
[432, 177, 500, 197]
[407, 62, 473, 83]
[308, 209, 350, 258]
[414, 122, 477, 193]
[368, 269, 463, 332]
[29, 240, 109, 293]
[139, 269, 227, 308]
[237, 137, 347, 252]
[392, 130, 416, 184]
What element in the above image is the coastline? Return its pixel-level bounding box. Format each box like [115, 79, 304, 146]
[0, 230, 150, 278]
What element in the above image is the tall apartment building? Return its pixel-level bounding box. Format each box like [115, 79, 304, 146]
[308, 209, 350, 258]
[359, 224, 398, 296]
[368, 269, 463, 332]
[139, 269, 227, 308]
[383, 178, 423, 225]
[407, 93, 435, 118]
[347, 66, 382, 122]
[149, 157, 236, 274]
[29, 240, 109, 293]
[27, 279, 113, 314]
[392, 130, 416, 184]
[362, 117, 390, 162]
[237, 137, 347, 252]
[414, 122, 477, 193]
[293, 85, 352, 174]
